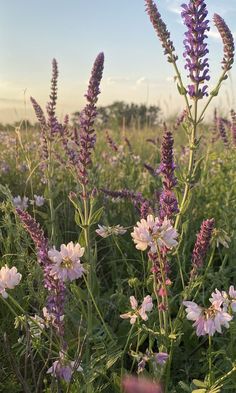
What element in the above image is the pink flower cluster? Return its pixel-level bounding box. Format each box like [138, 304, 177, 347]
[48, 241, 85, 282]
[0, 265, 22, 298]
[131, 215, 178, 253]
[183, 286, 236, 336]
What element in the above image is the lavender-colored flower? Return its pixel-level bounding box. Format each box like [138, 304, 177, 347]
[155, 352, 169, 365]
[30, 97, 49, 170]
[213, 14, 235, 72]
[230, 109, 236, 146]
[145, 0, 177, 63]
[47, 351, 83, 382]
[13, 196, 29, 210]
[46, 58, 59, 137]
[16, 209, 65, 335]
[174, 109, 187, 131]
[77, 52, 104, 185]
[105, 130, 118, 152]
[159, 129, 178, 220]
[217, 117, 229, 147]
[181, 0, 210, 99]
[191, 218, 215, 277]
[33, 195, 45, 207]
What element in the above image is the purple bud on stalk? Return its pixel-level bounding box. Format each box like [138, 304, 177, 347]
[213, 14, 235, 72]
[181, 0, 210, 99]
[77, 52, 104, 185]
[231, 109, 236, 145]
[47, 58, 59, 136]
[159, 129, 178, 220]
[145, 0, 178, 63]
[191, 218, 215, 277]
[218, 117, 229, 148]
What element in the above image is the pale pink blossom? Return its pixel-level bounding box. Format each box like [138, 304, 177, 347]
[131, 215, 178, 253]
[183, 300, 232, 336]
[210, 286, 236, 313]
[47, 351, 83, 382]
[48, 241, 85, 282]
[120, 295, 153, 324]
[96, 224, 127, 238]
[0, 265, 22, 298]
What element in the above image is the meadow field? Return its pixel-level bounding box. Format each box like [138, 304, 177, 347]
[1, 0, 236, 392]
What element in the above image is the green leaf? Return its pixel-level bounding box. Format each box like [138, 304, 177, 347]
[193, 380, 207, 388]
[89, 206, 104, 225]
[178, 381, 191, 392]
[177, 83, 187, 95]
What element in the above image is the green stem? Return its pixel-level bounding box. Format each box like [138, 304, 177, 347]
[208, 335, 213, 386]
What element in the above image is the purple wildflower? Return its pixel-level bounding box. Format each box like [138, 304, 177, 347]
[145, 0, 178, 63]
[181, 0, 210, 99]
[191, 218, 215, 277]
[218, 117, 229, 147]
[105, 130, 118, 152]
[30, 97, 49, 170]
[16, 209, 65, 336]
[211, 108, 219, 143]
[46, 58, 59, 136]
[159, 128, 178, 220]
[230, 109, 236, 146]
[174, 109, 187, 130]
[213, 14, 235, 72]
[77, 52, 104, 185]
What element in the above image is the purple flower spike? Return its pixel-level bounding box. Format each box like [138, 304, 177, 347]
[218, 117, 229, 148]
[145, 0, 178, 63]
[77, 52, 104, 185]
[181, 0, 210, 99]
[159, 128, 178, 220]
[191, 218, 215, 277]
[231, 109, 236, 146]
[213, 14, 235, 72]
[16, 209, 65, 336]
[47, 58, 59, 136]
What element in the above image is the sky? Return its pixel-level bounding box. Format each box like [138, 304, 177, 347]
[0, 0, 236, 123]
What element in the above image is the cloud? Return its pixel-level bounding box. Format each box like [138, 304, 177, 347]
[106, 76, 131, 85]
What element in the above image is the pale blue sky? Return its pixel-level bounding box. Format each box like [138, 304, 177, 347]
[0, 0, 236, 122]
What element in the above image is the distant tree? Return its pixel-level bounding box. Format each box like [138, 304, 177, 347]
[72, 101, 160, 130]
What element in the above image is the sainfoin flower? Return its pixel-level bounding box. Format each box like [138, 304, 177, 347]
[96, 224, 127, 238]
[183, 300, 232, 336]
[120, 295, 153, 324]
[13, 196, 29, 210]
[131, 215, 178, 253]
[213, 14, 235, 72]
[48, 242, 85, 282]
[47, 351, 83, 382]
[210, 286, 236, 313]
[0, 265, 22, 298]
[181, 0, 210, 99]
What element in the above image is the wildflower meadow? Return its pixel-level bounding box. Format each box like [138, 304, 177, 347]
[1, 0, 236, 392]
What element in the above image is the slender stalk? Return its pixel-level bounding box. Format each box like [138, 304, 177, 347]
[208, 335, 213, 386]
